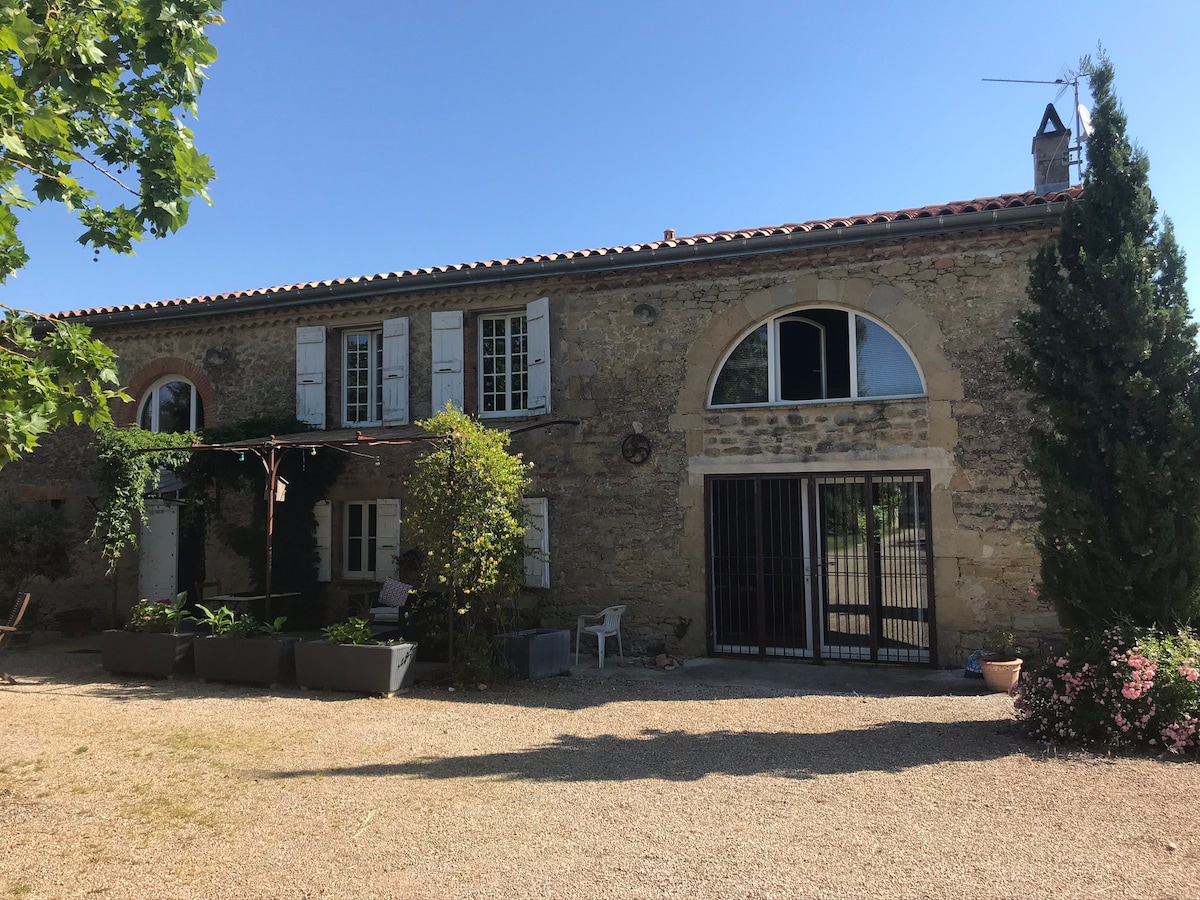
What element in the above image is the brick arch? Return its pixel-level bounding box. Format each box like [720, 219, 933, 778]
[118, 358, 219, 427]
[676, 276, 954, 416]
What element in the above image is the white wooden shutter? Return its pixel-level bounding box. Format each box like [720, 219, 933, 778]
[296, 326, 327, 428]
[375, 498, 401, 582]
[313, 499, 332, 583]
[431, 310, 464, 412]
[522, 497, 549, 588]
[381, 316, 409, 425]
[525, 297, 550, 414]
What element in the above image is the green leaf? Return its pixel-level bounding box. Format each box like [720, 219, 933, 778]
[22, 106, 63, 142]
[0, 130, 28, 157]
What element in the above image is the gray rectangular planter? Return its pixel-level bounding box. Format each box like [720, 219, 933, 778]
[501, 628, 571, 680]
[102, 630, 195, 678]
[294, 641, 417, 695]
[193, 636, 298, 686]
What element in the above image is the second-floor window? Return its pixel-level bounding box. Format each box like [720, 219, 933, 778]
[479, 312, 529, 415]
[710, 308, 925, 407]
[139, 377, 204, 432]
[343, 329, 383, 425]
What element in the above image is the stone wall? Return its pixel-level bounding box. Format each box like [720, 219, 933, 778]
[671, 228, 1059, 661]
[3, 220, 1062, 662]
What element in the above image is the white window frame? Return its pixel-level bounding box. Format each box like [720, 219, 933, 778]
[343, 501, 378, 580]
[708, 308, 926, 409]
[138, 376, 204, 432]
[342, 499, 400, 581]
[776, 316, 829, 402]
[478, 311, 530, 417]
[342, 328, 384, 426]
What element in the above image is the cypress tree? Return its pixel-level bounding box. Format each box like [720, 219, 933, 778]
[1010, 55, 1200, 632]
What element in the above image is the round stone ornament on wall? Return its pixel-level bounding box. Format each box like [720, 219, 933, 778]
[621, 433, 652, 465]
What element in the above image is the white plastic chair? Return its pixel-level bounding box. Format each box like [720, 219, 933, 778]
[575, 605, 626, 668]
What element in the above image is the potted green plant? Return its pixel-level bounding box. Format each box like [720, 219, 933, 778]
[294, 617, 417, 695]
[192, 605, 295, 686]
[979, 628, 1023, 693]
[101, 592, 196, 678]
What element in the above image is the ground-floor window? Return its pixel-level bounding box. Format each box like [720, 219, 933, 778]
[706, 471, 933, 664]
[344, 501, 379, 578]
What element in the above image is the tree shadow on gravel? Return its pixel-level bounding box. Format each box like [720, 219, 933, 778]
[264, 719, 1037, 783]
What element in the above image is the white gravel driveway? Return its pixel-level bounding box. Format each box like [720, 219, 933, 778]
[2, 642, 1198, 899]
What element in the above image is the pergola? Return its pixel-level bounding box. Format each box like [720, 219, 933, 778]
[139, 419, 578, 620]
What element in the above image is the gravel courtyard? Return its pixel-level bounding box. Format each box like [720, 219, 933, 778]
[2, 641, 1199, 900]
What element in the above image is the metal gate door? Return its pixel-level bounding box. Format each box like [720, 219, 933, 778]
[707, 471, 934, 664]
[708, 476, 810, 657]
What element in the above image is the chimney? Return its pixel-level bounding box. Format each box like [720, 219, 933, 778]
[663, 229, 675, 241]
[1032, 103, 1071, 193]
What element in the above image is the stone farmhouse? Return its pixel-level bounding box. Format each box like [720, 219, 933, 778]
[6, 116, 1082, 665]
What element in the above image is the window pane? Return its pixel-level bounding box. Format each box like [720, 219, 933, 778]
[367, 503, 378, 573]
[712, 325, 768, 405]
[778, 319, 826, 401]
[779, 310, 851, 400]
[345, 332, 378, 423]
[510, 315, 528, 410]
[140, 398, 153, 430]
[157, 381, 193, 433]
[347, 503, 363, 572]
[481, 315, 517, 413]
[375, 341, 383, 422]
[855, 317, 923, 397]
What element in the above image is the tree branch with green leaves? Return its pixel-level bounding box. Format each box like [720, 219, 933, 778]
[1, 305, 128, 466]
[0, 1, 222, 469]
[0, 0, 223, 270]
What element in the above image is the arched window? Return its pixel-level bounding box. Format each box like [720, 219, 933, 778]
[138, 377, 205, 432]
[710, 308, 924, 407]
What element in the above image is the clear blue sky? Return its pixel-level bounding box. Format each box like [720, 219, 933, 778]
[6, 0, 1200, 315]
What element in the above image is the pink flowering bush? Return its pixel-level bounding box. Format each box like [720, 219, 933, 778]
[1013, 627, 1200, 755]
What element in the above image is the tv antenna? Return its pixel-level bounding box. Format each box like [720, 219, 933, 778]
[983, 69, 1092, 181]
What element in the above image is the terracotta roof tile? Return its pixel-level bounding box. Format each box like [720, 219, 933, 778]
[51, 187, 1081, 320]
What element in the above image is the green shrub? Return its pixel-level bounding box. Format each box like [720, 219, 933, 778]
[406, 408, 531, 684]
[193, 604, 285, 638]
[1013, 626, 1200, 754]
[124, 592, 189, 633]
[322, 618, 378, 645]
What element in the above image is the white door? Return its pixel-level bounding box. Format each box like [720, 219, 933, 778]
[139, 499, 180, 601]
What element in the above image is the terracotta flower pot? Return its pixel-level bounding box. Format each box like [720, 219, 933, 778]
[979, 656, 1023, 693]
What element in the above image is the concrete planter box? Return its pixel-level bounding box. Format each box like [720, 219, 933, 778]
[294, 641, 417, 695]
[102, 630, 195, 678]
[194, 636, 298, 686]
[501, 628, 571, 680]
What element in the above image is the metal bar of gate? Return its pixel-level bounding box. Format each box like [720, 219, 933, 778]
[753, 478, 766, 657]
[807, 477, 822, 663]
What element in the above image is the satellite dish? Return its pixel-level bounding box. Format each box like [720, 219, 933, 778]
[1078, 104, 1094, 139]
